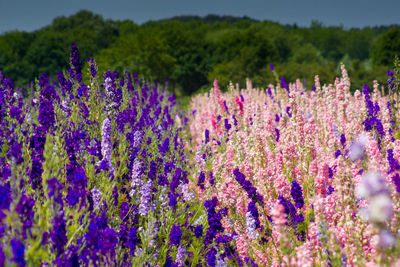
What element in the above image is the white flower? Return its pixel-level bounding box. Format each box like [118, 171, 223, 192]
[368, 194, 393, 223]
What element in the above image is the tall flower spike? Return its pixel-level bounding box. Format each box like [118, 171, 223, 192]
[291, 180, 304, 209]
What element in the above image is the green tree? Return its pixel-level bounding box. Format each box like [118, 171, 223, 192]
[371, 27, 400, 66]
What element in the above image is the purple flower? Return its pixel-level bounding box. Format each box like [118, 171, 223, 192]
[291, 180, 304, 209]
[233, 168, 264, 205]
[204, 129, 210, 144]
[194, 224, 203, 238]
[0, 183, 11, 210]
[10, 238, 25, 266]
[269, 64, 274, 71]
[209, 171, 214, 186]
[0, 244, 4, 266]
[223, 100, 229, 114]
[335, 149, 342, 158]
[51, 210, 67, 256]
[275, 128, 280, 142]
[207, 247, 217, 266]
[280, 77, 288, 91]
[170, 224, 182, 247]
[204, 197, 224, 245]
[340, 134, 346, 148]
[16, 194, 35, 238]
[70, 43, 82, 77]
[387, 149, 400, 174]
[392, 173, 400, 193]
[224, 118, 231, 132]
[198, 171, 205, 190]
[286, 106, 291, 117]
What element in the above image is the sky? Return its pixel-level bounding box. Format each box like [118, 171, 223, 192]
[0, 0, 399, 34]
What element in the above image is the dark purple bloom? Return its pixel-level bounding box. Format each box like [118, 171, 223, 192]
[10, 238, 25, 266]
[387, 149, 400, 174]
[204, 197, 224, 245]
[233, 168, 264, 205]
[327, 185, 334, 195]
[291, 180, 304, 209]
[70, 43, 82, 77]
[0, 244, 5, 266]
[269, 64, 274, 71]
[392, 173, 400, 193]
[267, 87, 273, 99]
[206, 247, 217, 266]
[205, 129, 210, 144]
[159, 137, 170, 154]
[209, 171, 214, 186]
[340, 134, 346, 148]
[247, 201, 260, 229]
[223, 100, 229, 114]
[170, 224, 182, 247]
[275, 128, 280, 142]
[0, 183, 11, 210]
[286, 106, 291, 117]
[90, 64, 97, 78]
[328, 167, 333, 179]
[194, 224, 203, 238]
[245, 257, 258, 267]
[16, 194, 35, 238]
[224, 118, 231, 132]
[335, 149, 342, 158]
[280, 77, 288, 91]
[51, 210, 67, 256]
[198, 171, 205, 190]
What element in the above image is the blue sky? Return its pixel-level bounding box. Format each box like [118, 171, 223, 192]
[0, 0, 399, 33]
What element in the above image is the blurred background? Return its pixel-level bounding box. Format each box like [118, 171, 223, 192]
[0, 0, 399, 96]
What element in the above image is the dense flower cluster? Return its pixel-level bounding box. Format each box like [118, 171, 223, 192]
[188, 65, 400, 265]
[0, 44, 243, 266]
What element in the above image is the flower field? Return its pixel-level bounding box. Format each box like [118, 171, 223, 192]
[1, 44, 400, 266]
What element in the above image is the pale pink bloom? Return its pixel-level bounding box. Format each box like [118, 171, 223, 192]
[271, 203, 286, 226]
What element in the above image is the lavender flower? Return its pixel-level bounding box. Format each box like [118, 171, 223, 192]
[246, 211, 259, 240]
[139, 181, 152, 216]
[130, 158, 143, 195]
[175, 245, 186, 266]
[91, 187, 102, 210]
[133, 131, 143, 148]
[97, 117, 114, 172]
[349, 134, 367, 161]
[356, 172, 393, 223]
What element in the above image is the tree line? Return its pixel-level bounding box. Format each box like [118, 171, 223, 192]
[0, 10, 399, 95]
